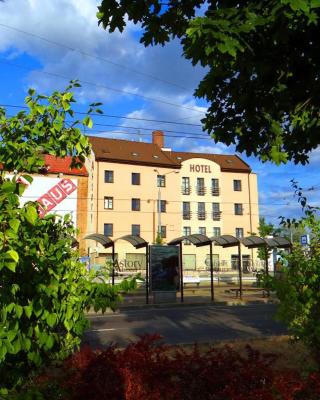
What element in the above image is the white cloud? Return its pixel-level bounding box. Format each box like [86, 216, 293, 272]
[0, 0, 207, 107]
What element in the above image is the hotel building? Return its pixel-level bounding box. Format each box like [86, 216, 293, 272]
[86, 131, 259, 273]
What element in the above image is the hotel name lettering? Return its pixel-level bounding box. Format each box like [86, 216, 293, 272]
[190, 164, 212, 173]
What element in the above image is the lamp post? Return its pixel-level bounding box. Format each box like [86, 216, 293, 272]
[153, 169, 179, 241]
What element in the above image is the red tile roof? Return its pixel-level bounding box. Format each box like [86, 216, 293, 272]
[44, 155, 88, 176]
[89, 136, 251, 173]
[89, 136, 180, 169]
[172, 152, 251, 172]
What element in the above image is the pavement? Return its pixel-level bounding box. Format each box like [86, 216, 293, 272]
[84, 303, 287, 348]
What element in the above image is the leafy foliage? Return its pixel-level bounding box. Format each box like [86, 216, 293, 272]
[263, 181, 320, 365]
[0, 84, 136, 393]
[22, 335, 320, 399]
[97, 0, 320, 164]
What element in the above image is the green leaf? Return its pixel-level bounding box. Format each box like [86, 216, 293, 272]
[25, 205, 38, 225]
[83, 116, 93, 129]
[9, 219, 20, 233]
[46, 313, 57, 328]
[4, 250, 19, 272]
[24, 305, 33, 319]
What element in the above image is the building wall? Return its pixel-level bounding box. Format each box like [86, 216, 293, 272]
[88, 156, 261, 273]
[88, 160, 181, 265]
[178, 158, 259, 271]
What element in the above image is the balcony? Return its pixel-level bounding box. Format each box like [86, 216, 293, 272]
[181, 186, 191, 195]
[183, 211, 192, 220]
[196, 186, 206, 196]
[212, 211, 222, 221]
[211, 187, 220, 196]
[198, 211, 206, 220]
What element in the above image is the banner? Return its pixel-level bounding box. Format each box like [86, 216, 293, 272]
[150, 245, 179, 291]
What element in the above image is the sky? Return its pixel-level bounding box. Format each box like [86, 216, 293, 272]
[0, 0, 319, 227]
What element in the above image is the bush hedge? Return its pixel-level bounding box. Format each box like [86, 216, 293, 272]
[29, 335, 320, 400]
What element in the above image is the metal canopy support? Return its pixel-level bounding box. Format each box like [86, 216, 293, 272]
[168, 234, 214, 302]
[111, 243, 115, 286]
[179, 242, 184, 303]
[238, 243, 243, 299]
[146, 245, 149, 305]
[116, 235, 149, 304]
[209, 242, 214, 301]
[85, 233, 116, 286]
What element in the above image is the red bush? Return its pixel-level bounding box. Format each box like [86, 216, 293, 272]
[34, 335, 320, 400]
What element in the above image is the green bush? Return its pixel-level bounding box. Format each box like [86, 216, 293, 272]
[263, 181, 320, 366]
[0, 83, 136, 393]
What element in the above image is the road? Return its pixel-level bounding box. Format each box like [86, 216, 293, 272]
[84, 303, 287, 347]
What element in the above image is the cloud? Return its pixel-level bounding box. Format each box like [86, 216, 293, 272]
[0, 0, 207, 107]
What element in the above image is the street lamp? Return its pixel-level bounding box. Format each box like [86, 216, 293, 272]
[153, 169, 179, 240]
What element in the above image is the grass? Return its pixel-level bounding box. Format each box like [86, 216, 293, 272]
[180, 336, 316, 372]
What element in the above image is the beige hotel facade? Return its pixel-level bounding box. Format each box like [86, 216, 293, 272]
[85, 131, 260, 274]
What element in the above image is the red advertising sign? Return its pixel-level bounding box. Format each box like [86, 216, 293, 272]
[37, 179, 77, 217]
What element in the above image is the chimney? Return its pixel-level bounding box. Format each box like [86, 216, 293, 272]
[152, 130, 164, 148]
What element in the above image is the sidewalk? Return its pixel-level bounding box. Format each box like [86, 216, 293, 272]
[87, 282, 278, 315]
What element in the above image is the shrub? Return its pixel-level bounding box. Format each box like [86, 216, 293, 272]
[0, 84, 136, 393]
[27, 335, 320, 400]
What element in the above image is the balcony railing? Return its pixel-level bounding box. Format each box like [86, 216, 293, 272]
[211, 187, 220, 196]
[181, 186, 191, 195]
[196, 186, 206, 196]
[212, 211, 222, 221]
[183, 211, 192, 220]
[198, 211, 206, 220]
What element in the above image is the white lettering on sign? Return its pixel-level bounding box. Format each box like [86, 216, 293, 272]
[37, 179, 77, 217]
[190, 164, 212, 173]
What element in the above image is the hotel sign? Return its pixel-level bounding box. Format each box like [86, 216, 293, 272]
[190, 164, 212, 173]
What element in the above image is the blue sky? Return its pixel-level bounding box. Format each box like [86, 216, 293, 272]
[0, 0, 319, 227]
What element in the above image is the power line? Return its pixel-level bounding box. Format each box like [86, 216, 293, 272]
[19, 194, 295, 206]
[0, 22, 190, 92]
[0, 103, 202, 127]
[0, 58, 206, 114]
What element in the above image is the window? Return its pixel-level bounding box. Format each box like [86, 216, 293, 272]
[231, 255, 239, 270]
[198, 202, 206, 220]
[131, 172, 140, 185]
[182, 177, 190, 195]
[132, 224, 140, 236]
[212, 203, 221, 220]
[233, 179, 242, 191]
[235, 228, 244, 238]
[212, 227, 221, 237]
[160, 225, 167, 238]
[104, 196, 113, 209]
[131, 198, 140, 211]
[182, 201, 191, 220]
[199, 227, 206, 235]
[104, 170, 114, 183]
[211, 178, 220, 196]
[183, 226, 191, 244]
[234, 203, 243, 215]
[157, 200, 166, 213]
[205, 254, 220, 269]
[104, 223, 113, 237]
[196, 177, 205, 195]
[157, 175, 166, 187]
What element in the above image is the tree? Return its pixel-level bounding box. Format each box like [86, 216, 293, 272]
[97, 0, 320, 164]
[257, 217, 274, 261]
[0, 83, 136, 393]
[264, 181, 320, 365]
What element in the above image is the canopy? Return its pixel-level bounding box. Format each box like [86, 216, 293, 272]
[116, 235, 148, 249]
[211, 235, 240, 248]
[84, 233, 114, 249]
